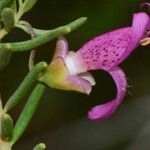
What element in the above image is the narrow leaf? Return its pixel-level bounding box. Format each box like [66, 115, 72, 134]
[23, 0, 37, 13]
[10, 0, 17, 14]
[11, 83, 46, 144]
[4, 62, 47, 111]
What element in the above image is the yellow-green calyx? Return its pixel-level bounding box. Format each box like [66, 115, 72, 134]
[39, 57, 88, 93]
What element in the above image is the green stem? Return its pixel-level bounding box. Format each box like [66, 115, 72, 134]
[17, 16, 87, 36]
[4, 62, 47, 112]
[0, 17, 87, 52]
[16, 23, 50, 36]
[11, 83, 46, 145]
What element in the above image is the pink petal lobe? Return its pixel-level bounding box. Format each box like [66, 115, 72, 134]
[67, 75, 92, 95]
[119, 12, 150, 63]
[53, 36, 68, 59]
[88, 101, 116, 120]
[74, 27, 132, 71]
[88, 67, 127, 120]
[79, 72, 96, 86]
[73, 13, 149, 71]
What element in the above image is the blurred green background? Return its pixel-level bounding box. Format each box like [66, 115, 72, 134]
[1, 0, 150, 149]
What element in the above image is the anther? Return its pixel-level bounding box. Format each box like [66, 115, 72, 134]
[140, 37, 150, 46]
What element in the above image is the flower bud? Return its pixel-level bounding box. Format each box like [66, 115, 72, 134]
[1, 113, 13, 141]
[1, 7, 15, 28]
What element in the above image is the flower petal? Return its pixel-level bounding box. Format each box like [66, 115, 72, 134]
[72, 13, 149, 72]
[67, 75, 92, 95]
[73, 27, 131, 71]
[119, 12, 150, 63]
[53, 36, 68, 59]
[65, 51, 88, 75]
[88, 67, 127, 120]
[79, 72, 96, 86]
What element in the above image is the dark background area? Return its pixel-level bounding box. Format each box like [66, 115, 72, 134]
[1, 0, 150, 149]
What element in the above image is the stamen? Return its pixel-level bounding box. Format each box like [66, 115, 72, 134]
[140, 37, 150, 46]
[146, 30, 150, 36]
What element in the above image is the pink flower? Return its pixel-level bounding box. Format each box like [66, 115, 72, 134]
[40, 10, 150, 120]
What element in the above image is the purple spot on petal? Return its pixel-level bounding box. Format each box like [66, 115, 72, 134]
[103, 54, 108, 57]
[76, 27, 132, 70]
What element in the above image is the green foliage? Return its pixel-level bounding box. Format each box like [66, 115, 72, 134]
[0, 17, 87, 51]
[33, 143, 46, 150]
[11, 83, 46, 144]
[22, 0, 37, 13]
[0, 0, 88, 149]
[16, 0, 38, 21]
[1, 114, 13, 141]
[0, 0, 14, 14]
[10, 0, 17, 15]
[4, 62, 47, 112]
[1, 7, 15, 28]
[0, 48, 12, 70]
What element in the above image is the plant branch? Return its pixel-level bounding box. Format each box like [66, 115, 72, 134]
[11, 83, 46, 145]
[4, 62, 47, 112]
[0, 17, 87, 52]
